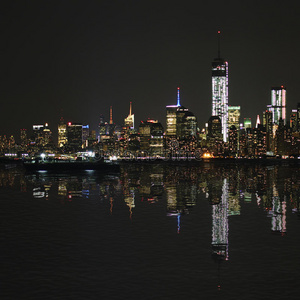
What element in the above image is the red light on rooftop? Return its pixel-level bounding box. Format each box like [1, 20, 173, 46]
[218, 31, 221, 34]
[68, 122, 71, 126]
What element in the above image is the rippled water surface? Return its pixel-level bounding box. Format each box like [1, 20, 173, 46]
[0, 163, 299, 299]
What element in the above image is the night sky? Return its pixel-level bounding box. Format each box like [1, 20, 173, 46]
[1, 0, 300, 141]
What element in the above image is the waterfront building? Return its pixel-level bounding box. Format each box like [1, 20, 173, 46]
[212, 31, 229, 142]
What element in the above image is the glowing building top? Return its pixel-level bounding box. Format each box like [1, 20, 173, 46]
[177, 87, 181, 107]
[124, 102, 134, 129]
[212, 31, 229, 142]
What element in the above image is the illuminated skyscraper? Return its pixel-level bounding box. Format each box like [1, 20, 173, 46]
[124, 102, 134, 129]
[244, 118, 252, 129]
[268, 86, 286, 125]
[58, 118, 67, 148]
[212, 31, 229, 142]
[228, 106, 240, 129]
[166, 87, 181, 136]
[166, 87, 197, 138]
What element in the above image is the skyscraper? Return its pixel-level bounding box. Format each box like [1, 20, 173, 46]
[212, 31, 229, 142]
[124, 102, 134, 129]
[268, 86, 286, 125]
[228, 106, 240, 128]
[166, 87, 197, 138]
[58, 117, 67, 148]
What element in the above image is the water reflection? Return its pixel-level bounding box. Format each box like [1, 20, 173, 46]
[1, 163, 300, 253]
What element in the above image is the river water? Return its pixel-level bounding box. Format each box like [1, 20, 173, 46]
[0, 163, 299, 299]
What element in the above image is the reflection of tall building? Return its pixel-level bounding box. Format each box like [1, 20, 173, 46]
[212, 179, 229, 260]
[270, 184, 286, 234]
[212, 31, 229, 142]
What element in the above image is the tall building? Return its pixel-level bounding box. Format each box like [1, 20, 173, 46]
[124, 102, 134, 129]
[166, 87, 197, 138]
[138, 119, 164, 156]
[268, 86, 286, 125]
[212, 31, 229, 142]
[263, 110, 273, 152]
[228, 106, 240, 129]
[58, 118, 67, 148]
[67, 122, 82, 151]
[82, 125, 90, 146]
[166, 87, 181, 137]
[20, 128, 27, 151]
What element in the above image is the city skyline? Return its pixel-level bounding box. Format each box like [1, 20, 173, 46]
[1, 1, 300, 138]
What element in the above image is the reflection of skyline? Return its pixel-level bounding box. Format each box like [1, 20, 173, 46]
[0, 164, 299, 235]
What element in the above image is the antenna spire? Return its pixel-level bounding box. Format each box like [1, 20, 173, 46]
[218, 30, 221, 59]
[129, 101, 132, 115]
[177, 87, 181, 107]
[109, 106, 113, 124]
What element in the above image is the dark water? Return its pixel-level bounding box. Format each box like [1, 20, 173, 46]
[0, 163, 299, 300]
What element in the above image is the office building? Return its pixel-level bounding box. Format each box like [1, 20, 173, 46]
[58, 118, 67, 148]
[268, 86, 286, 125]
[212, 31, 229, 142]
[228, 106, 240, 129]
[67, 122, 82, 151]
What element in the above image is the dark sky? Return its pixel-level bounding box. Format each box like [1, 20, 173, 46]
[1, 0, 300, 140]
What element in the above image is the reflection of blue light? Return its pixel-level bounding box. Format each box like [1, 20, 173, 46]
[177, 213, 181, 234]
